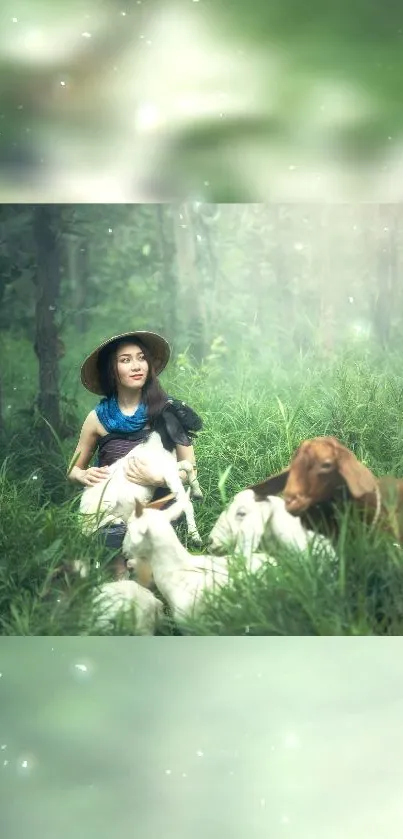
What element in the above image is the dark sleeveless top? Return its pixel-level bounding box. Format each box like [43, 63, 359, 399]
[96, 398, 203, 468]
[97, 429, 151, 468]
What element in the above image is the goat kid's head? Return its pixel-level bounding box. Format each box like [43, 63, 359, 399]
[124, 499, 156, 584]
[124, 497, 182, 567]
[249, 436, 377, 515]
[208, 489, 276, 556]
[123, 499, 150, 559]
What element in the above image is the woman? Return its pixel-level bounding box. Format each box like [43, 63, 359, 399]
[68, 330, 203, 578]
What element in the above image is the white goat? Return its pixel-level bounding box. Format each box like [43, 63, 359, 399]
[67, 561, 164, 633]
[208, 490, 337, 562]
[79, 431, 203, 543]
[122, 499, 278, 625]
[92, 580, 164, 634]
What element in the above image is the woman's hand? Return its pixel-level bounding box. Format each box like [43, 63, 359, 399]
[124, 456, 165, 487]
[76, 466, 110, 486]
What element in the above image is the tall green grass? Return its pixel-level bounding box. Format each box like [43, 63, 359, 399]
[2, 347, 403, 634]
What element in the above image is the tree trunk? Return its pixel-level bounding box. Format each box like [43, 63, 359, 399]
[155, 204, 178, 342]
[33, 205, 62, 440]
[172, 204, 206, 363]
[0, 278, 5, 436]
[195, 205, 220, 346]
[0, 361, 4, 437]
[0, 218, 11, 437]
[372, 204, 395, 348]
[76, 240, 89, 334]
[318, 205, 336, 355]
[66, 234, 89, 334]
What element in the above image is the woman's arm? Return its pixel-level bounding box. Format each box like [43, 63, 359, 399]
[67, 410, 110, 486]
[176, 443, 197, 483]
[124, 443, 197, 486]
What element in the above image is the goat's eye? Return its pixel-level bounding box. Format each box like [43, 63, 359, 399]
[236, 508, 248, 519]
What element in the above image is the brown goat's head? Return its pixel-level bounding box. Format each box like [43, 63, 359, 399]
[249, 436, 378, 515]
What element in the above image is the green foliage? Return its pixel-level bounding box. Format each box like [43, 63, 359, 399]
[2, 202, 403, 633]
[3, 202, 403, 414]
[3, 351, 403, 635]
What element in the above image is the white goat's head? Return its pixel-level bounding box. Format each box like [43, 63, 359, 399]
[123, 500, 155, 565]
[208, 490, 311, 557]
[123, 497, 184, 575]
[208, 489, 272, 556]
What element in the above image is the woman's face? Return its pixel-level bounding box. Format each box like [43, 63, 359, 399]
[114, 342, 149, 391]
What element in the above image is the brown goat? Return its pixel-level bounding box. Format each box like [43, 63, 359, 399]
[249, 436, 403, 543]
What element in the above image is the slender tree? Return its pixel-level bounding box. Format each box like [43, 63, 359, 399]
[33, 205, 63, 440]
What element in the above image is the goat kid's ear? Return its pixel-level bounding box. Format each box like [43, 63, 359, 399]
[113, 498, 134, 524]
[248, 468, 290, 499]
[163, 498, 186, 524]
[145, 493, 176, 511]
[336, 447, 377, 499]
[135, 498, 144, 518]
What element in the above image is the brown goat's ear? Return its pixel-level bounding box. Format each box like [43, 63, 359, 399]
[336, 447, 377, 499]
[135, 498, 144, 518]
[248, 468, 290, 499]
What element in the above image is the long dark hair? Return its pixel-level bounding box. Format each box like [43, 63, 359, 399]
[97, 337, 168, 419]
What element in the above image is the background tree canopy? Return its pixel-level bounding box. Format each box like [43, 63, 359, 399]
[1, 200, 402, 440]
[1, 200, 402, 441]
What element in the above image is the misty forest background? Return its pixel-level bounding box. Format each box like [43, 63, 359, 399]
[2, 202, 403, 635]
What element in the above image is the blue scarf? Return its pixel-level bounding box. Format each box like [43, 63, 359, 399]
[95, 395, 149, 434]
